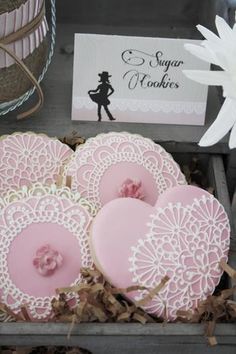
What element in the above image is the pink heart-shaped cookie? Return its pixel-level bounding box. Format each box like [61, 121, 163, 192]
[90, 185, 230, 320]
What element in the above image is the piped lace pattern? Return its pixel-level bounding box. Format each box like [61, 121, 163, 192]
[129, 195, 230, 320]
[65, 132, 187, 209]
[0, 132, 73, 196]
[0, 183, 97, 320]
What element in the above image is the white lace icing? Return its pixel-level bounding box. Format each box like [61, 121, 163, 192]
[129, 195, 230, 320]
[65, 132, 187, 209]
[0, 132, 73, 197]
[73, 97, 206, 115]
[0, 183, 97, 320]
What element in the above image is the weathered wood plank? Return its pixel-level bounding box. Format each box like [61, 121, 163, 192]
[1, 322, 236, 336]
[0, 323, 236, 347]
[209, 156, 236, 247]
[1, 338, 236, 352]
[1, 339, 236, 354]
[208, 155, 236, 299]
[226, 150, 236, 200]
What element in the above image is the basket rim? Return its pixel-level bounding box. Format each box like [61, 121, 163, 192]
[0, 0, 29, 15]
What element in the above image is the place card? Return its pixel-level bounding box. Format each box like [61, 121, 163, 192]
[72, 33, 210, 125]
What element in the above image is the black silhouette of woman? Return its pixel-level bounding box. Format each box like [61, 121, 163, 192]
[88, 71, 116, 122]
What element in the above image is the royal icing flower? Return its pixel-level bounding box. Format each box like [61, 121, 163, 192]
[118, 178, 145, 200]
[191, 196, 230, 245]
[150, 204, 192, 244]
[33, 244, 63, 276]
[129, 237, 176, 288]
[183, 16, 236, 148]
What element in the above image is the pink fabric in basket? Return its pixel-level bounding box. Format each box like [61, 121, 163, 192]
[0, 0, 48, 68]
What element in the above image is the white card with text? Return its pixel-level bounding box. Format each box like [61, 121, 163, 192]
[72, 34, 209, 125]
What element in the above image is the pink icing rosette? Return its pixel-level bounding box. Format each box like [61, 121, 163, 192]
[33, 244, 63, 276]
[118, 178, 145, 200]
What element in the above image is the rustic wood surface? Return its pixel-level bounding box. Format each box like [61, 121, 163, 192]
[226, 150, 236, 199]
[209, 156, 236, 299]
[0, 1, 236, 351]
[0, 323, 236, 350]
[210, 156, 236, 249]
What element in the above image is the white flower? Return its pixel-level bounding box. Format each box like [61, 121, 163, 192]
[183, 16, 236, 148]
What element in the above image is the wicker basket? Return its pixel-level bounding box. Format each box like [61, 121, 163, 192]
[0, 0, 55, 116]
[0, 0, 28, 14]
[0, 0, 48, 102]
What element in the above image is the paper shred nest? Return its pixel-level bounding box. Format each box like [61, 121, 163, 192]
[60, 131, 86, 150]
[52, 268, 165, 325]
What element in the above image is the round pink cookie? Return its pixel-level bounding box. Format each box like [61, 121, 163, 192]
[0, 184, 96, 321]
[0, 132, 73, 196]
[65, 132, 186, 209]
[90, 185, 230, 320]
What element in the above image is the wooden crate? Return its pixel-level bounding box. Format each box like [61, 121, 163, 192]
[0, 0, 236, 352]
[0, 323, 236, 353]
[0, 154, 235, 352]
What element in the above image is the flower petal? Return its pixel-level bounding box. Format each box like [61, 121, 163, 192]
[184, 68, 236, 99]
[197, 24, 220, 44]
[233, 22, 236, 34]
[204, 36, 236, 73]
[183, 70, 227, 86]
[222, 80, 236, 100]
[215, 15, 234, 42]
[202, 41, 229, 70]
[184, 43, 218, 65]
[199, 98, 236, 147]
